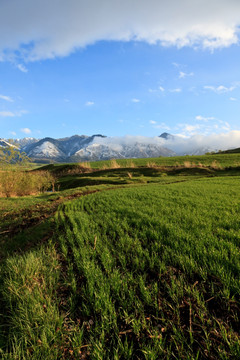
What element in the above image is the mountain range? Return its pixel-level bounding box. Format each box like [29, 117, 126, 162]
[0, 133, 230, 162]
[0, 134, 175, 163]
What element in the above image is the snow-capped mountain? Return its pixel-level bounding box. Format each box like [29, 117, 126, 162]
[3, 134, 175, 162]
[73, 141, 175, 161]
[23, 135, 108, 161]
[4, 131, 232, 162]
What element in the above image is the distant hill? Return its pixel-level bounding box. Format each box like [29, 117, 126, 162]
[216, 148, 240, 154]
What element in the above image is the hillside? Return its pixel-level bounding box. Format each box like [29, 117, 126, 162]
[217, 147, 240, 154]
[0, 154, 240, 359]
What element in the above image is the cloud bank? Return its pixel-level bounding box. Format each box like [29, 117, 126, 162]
[1, 0, 240, 61]
[94, 131, 240, 155]
[21, 128, 31, 134]
[160, 131, 240, 154]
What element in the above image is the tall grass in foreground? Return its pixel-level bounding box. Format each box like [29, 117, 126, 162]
[54, 177, 240, 359]
[1, 176, 240, 359]
[0, 245, 84, 359]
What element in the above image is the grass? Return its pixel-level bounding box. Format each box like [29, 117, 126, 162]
[53, 177, 240, 359]
[0, 153, 240, 359]
[37, 152, 240, 171]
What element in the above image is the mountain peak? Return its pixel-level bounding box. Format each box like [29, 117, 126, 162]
[159, 132, 174, 140]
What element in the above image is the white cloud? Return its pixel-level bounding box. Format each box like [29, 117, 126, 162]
[0, 109, 28, 117]
[85, 101, 94, 106]
[0, 111, 15, 117]
[0, 94, 14, 102]
[1, 0, 240, 61]
[182, 124, 201, 133]
[17, 110, 28, 116]
[230, 97, 237, 101]
[160, 130, 240, 154]
[149, 87, 165, 93]
[21, 128, 31, 134]
[17, 64, 28, 72]
[152, 122, 171, 130]
[204, 85, 236, 93]
[10, 131, 17, 136]
[179, 71, 194, 79]
[148, 88, 157, 93]
[219, 120, 231, 131]
[195, 115, 216, 122]
[149, 120, 171, 130]
[179, 71, 186, 79]
[170, 88, 182, 93]
[87, 131, 240, 155]
[172, 62, 181, 68]
[132, 98, 140, 103]
[177, 116, 233, 137]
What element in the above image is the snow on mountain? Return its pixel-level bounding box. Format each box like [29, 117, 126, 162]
[5, 131, 236, 162]
[0, 139, 18, 148]
[187, 147, 217, 156]
[73, 140, 175, 161]
[27, 141, 65, 159]
[9, 134, 174, 162]
[14, 137, 38, 148]
[20, 134, 110, 161]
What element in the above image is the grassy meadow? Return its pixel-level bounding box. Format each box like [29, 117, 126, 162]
[0, 153, 240, 359]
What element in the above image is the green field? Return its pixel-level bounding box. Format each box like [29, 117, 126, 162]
[39, 152, 240, 170]
[0, 154, 240, 359]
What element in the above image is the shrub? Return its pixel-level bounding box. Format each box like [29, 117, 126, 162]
[110, 159, 120, 168]
[0, 170, 56, 197]
[0, 171, 17, 197]
[183, 161, 195, 168]
[126, 160, 136, 168]
[210, 160, 222, 169]
[147, 161, 157, 168]
[78, 162, 92, 170]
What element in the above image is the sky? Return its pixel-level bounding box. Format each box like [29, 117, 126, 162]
[1, 0, 240, 141]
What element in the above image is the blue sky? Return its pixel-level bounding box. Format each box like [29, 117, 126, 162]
[1, 0, 240, 140]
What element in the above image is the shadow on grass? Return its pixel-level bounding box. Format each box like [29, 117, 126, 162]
[57, 167, 171, 190]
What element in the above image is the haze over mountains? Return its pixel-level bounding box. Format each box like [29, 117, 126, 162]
[1, 132, 240, 162]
